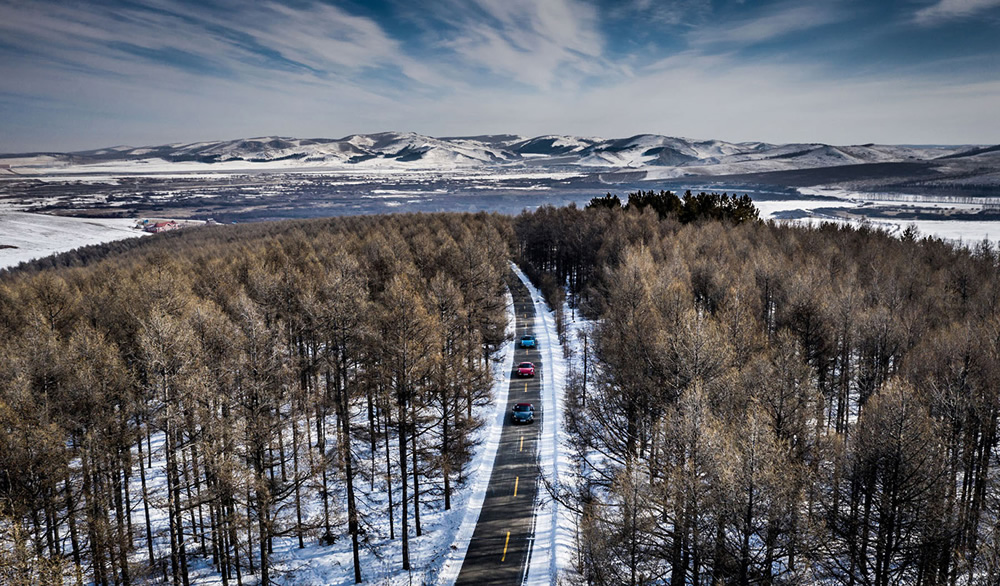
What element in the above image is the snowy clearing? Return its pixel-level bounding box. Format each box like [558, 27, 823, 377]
[0, 211, 145, 270]
[760, 189, 1000, 245]
[752, 198, 858, 219]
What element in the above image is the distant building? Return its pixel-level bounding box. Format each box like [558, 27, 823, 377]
[145, 221, 180, 233]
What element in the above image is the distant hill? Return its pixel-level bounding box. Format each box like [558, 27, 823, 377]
[2, 132, 997, 194]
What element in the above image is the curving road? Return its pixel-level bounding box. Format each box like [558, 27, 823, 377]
[456, 275, 543, 585]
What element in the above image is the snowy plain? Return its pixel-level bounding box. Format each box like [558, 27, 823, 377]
[779, 187, 1000, 244]
[6, 187, 1000, 274]
[0, 210, 145, 270]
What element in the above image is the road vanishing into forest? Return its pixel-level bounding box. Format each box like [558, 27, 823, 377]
[456, 274, 543, 585]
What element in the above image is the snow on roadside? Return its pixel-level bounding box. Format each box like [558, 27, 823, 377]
[512, 265, 576, 586]
[436, 285, 517, 583]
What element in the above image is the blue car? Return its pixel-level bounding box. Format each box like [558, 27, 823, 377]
[520, 334, 536, 348]
[512, 403, 535, 424]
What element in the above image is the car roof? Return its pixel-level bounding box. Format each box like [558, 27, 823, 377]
[515, 402, 533, 407]
[518, 362, 534, 366]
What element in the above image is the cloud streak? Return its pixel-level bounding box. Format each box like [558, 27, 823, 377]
[432, 0, 609, 89]
[688, 3, 850, 49]
[915, 0, 1000, 25]
[0, 1, 423, 86]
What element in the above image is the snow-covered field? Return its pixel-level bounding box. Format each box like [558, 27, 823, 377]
[752, 198, 859, 219]
[788, 215, 1000, 243]
[0, 210, 144, 270]
[755, 189, 1000, 245]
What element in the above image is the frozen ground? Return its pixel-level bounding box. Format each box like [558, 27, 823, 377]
[0, 210, 144, 270]
[753, 198, 858, 219]
[789, 215, 1000, 244]
[775, 188, 1000, 245]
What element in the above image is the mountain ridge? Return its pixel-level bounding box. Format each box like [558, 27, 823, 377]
[1, 133, 996, 187]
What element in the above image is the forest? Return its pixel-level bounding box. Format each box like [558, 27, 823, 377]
[0, 213, 512, 585]
[3, 190, 1000, 585]
[517, 200, 1000, 585]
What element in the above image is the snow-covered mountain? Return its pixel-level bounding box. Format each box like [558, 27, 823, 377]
[0, 132, 988, 179]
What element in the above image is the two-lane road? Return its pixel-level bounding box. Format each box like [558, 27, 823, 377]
[456, 275, 543, 585]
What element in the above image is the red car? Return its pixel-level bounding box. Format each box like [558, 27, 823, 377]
[517, 362, 535, 377]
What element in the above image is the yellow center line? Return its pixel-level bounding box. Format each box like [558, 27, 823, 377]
[519, 435, 524, 452]
[514, 476, 519, 496]
[524, 382, 528, 393]
[501, 531, 511, 562]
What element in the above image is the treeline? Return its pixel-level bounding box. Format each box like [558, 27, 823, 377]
[588, 189, 759, 224]
[0, 212, 512, 585]
[515, 204, 1000, 584]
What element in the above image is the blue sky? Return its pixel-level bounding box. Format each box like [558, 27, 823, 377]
[1, 0, 999, 152]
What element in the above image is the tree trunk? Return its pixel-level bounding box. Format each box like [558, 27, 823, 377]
[292, 410, 304, 549]
[412, 400, 422, 537]
[442, 392, 451, 511]
[398, 400, 411, 570]
[64, 477, 83, 586]
[339, 361, 362, 583]
[384, 402, 395, 541]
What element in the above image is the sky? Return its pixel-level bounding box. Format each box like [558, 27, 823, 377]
[1, 0, 999, 152]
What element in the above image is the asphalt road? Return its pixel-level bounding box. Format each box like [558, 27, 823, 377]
[456, 275, 543, 585]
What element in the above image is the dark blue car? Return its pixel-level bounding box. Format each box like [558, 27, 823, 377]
[512, 403, 535, 424]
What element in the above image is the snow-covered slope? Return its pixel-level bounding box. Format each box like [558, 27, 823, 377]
[0, 133, 983, 178]
[0, 211, 144, 269]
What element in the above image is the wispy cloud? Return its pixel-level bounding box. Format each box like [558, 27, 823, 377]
[433, 0, 610, 89]
[914, 0, 1000, 26]
[0, 0, 438, 148]
[0, 0, 422, 86]
[608, 0, 711, 27]
[688, 2, 850, 50]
